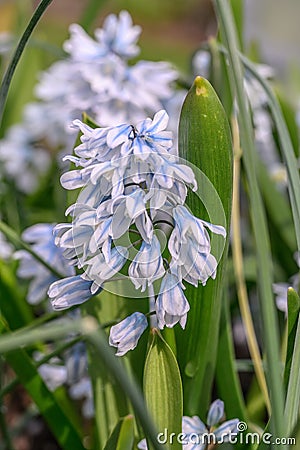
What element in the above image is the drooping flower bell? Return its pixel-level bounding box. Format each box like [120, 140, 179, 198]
[49, 109, 226, 355]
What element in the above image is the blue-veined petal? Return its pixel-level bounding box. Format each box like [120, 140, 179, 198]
[109, 312, 148, 356]
[213, 419, 240, 442]
[207, 399, 224, 427]
[156, 272, 190, 329]
[48, 275, 97, 310]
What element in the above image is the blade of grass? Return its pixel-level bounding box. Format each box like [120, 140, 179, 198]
[0, 0, 53, 127]
[0, 320, 85, 450]
[103, 415, 135, 450]
[0, 336, 81, 399]
[213, 0, 285, 440]
[215, 295, 247, 423]
[284, 288, 300, 391]
[231, 116, 271, 414]
[284, 295, 300, 434]
[0, 316, 162, 449]
[239, 54, 300, 254]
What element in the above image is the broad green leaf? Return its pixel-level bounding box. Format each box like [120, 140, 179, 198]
[144, 330, 182, 450]
[86, 328, 163, 450]
[103, 415, 134, 450]
[284, 288, 300, 391]
[178, 76, 233, 415]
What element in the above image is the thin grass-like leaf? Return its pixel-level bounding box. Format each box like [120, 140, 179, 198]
[284, 289, 300, 434]
[213, 0, 285, 441]
[239, 54, 300, 254]
[0, 0, 53, 127]
[284, 288, 300, 390]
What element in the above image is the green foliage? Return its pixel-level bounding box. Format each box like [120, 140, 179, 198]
[103, 415, 135, 450]
[178, 76, 233, 415]
[1, 0, 300, 448]
[144, 330, 182, 450]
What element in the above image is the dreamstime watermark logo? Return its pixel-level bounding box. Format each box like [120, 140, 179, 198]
[156, 422, 296, 447]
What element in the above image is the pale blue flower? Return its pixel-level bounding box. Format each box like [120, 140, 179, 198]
[0, 32, 13, 56]
[273, 282, 289, 314]
[128, 235, 165, 292]
[182, 401, 239, 449]
[28, 6, 181, 169]
[36, 355, 68, 391]
[48, 275, 95, 310]
[213, 419, 240, 442]
[15, 224, 75, 305]
[83, 246, 128, 294]
[65, 341, 87, 384]
[273, 252, 300, 314]
[54, 109, 226, 355]
[0, 231, 13, 260]
[153, 154, 197, 191]
[192, 49, 211, 80]
[0, 123, 51, 193]
[207, 399, 224, 427]
[138, 401, 240, 450]
[107, 109, 173, 157]
[69, 376, 94, 419]
[64, 11, 141, 61]
[109, 312, 148, 356]
[155, 272, 190, 329]
[169, 205, 226, 287]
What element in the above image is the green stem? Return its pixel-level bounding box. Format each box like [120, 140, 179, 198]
[0, 0, 53, 127]
[213, 0, 285, 440]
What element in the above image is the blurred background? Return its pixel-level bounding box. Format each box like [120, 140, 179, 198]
[0, 1, 300, 449]
[0, 0, 299, 122]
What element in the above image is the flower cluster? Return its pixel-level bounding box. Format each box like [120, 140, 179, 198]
[30, 10, 183, 147]
[0, 11, 184, 194]
[36, 338, 94, 419]
[138, 399, 240, 449]
[51, 109, 226, 355]
[15, 223, 76, 305]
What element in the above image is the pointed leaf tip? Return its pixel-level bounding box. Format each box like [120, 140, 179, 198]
[193, 76, 209, 97]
